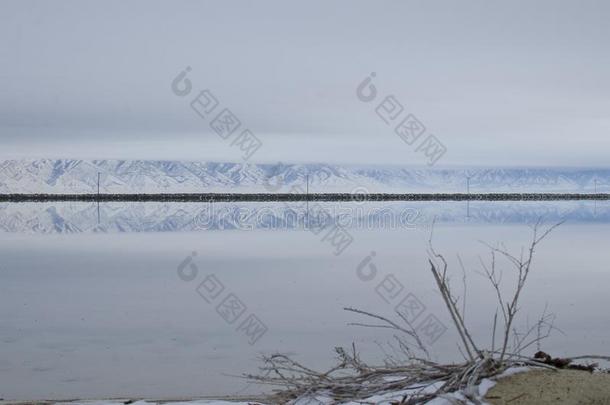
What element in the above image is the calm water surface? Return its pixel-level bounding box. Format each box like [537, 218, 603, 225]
[0, 201, 609, 400]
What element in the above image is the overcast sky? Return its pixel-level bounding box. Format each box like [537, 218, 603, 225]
[1, 0, 608, 166]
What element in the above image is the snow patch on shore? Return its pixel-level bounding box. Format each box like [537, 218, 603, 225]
[3, 367, 532, 405]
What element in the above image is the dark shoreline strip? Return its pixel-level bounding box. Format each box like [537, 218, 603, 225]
[0, 193, 609, 202]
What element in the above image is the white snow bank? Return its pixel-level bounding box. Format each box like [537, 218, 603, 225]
[3, 367, 532, 405]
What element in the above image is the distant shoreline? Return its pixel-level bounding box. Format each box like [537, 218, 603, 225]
[1, 193, 609, 202]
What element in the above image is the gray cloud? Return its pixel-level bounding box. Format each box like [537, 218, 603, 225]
[1, 0, 609, 166]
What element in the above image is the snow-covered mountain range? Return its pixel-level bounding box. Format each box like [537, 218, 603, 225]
[1, 159, 609, 194]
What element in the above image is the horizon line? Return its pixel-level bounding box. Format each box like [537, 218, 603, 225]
[1, 193, 609, 203]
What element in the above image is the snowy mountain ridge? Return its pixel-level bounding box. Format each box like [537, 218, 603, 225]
[1, 159, 609, 194]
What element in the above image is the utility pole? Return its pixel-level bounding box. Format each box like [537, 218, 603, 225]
[464, 169, 481, 220]
[466, 173, 473, 219]
[306, 173, 309, 229]
[97, 172, 101, 224]
[594, 179, 598, 217]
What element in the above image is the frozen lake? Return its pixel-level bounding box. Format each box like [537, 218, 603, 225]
[0, 201, 609, 400]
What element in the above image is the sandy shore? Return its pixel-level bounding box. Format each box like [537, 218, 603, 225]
[485, 369, 610, 404]
[5, 368, 610, 405]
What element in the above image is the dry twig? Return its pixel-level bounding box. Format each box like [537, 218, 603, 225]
[245, 220, 579, 404]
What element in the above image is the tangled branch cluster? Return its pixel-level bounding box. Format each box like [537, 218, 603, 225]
[245, 220, 604, 404]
